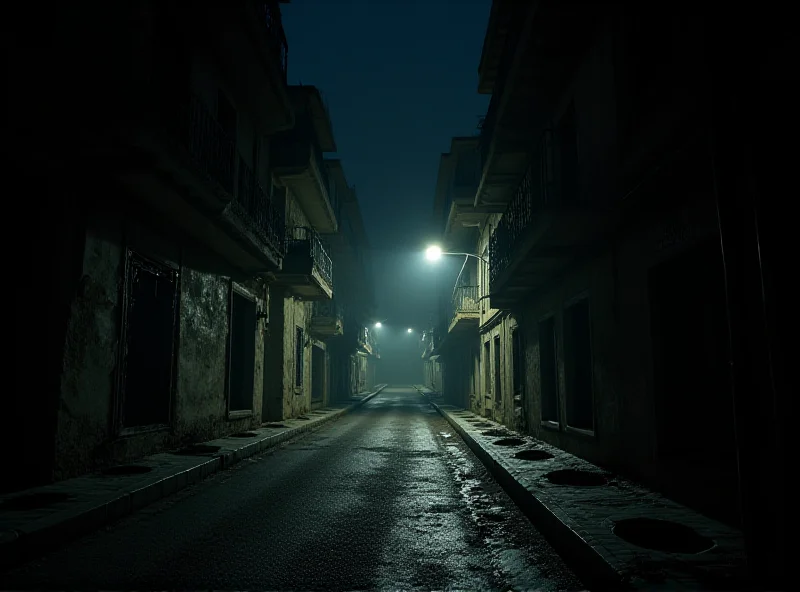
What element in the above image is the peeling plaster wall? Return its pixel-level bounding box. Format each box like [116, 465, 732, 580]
[54, 204, 266, 480]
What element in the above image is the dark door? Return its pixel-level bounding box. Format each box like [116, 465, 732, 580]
[119, 250, 178, 431]
[228, 289, 256, 413]
[311, 345, 325, 403]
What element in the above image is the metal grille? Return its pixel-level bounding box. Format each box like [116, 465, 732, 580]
[287, 226, 334, 288]
[235, 156, 285, 256]
[186, 94, 236, 195]
[489, 162, 536, 287]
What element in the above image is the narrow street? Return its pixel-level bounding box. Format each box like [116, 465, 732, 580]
[3, 387, 582, 591]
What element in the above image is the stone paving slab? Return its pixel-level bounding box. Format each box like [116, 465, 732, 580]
[414, 387, 747, 590]
[0, 385, 387, 569]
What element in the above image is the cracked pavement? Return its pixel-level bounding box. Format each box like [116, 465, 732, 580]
[2, 386, 584, 591]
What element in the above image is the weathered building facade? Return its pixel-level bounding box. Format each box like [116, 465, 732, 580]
[426, 2, 790, 581]
[8, 1, 374, 492]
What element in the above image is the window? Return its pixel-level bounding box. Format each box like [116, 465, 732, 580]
[295, 326, 305, 388]
[483, 340, 491, 395]
[538, 316, 559, 424]
[493, 335, 501, 402]
[563, 298, 593, 431]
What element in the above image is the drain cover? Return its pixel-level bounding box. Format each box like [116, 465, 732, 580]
[173, 444, 221, 456]
[514, 449, 554, 461]
[545, 469, 606, 486]
[295, 416, 311, 421]
[492, 438, 525, 446]
[100, 465, 153, 476]
[0, 492, 71, 511]
[263, 423, 288, 428]
[229, 432, 258, 438]
[466, 419, 483, 424]
[473, 422, 492, 428]
[613, 517, 715, 554]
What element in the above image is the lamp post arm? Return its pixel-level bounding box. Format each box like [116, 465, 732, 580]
[441, 251, 488, 264]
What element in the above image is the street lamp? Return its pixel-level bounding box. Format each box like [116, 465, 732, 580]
[407, 328, 413, 333]
[424, 244, 488, 264]
[374, 322, 382, 328]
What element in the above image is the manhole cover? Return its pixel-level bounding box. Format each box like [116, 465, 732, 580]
[229, 432, 258, 438]
[514, 449, 554, 461]
[100, 465, 153, 476]
[613, 517, 715, 554]
[172, 444, 221, 456]
[545, 469, 606, 486]
[473, 422, 492, 428]
[481, 429, 509, 437]
[492, 438, 525, 446]
[263, 423, 288, 428]
[0, 492, 71, 511]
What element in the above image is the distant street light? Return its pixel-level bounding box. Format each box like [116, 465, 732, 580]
[374, 322, 382, 328]
[407, 328, 413, 333]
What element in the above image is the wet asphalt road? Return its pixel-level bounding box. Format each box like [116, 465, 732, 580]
[3, 387, 583, 591]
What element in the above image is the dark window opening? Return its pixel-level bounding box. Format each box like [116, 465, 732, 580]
[228, 288, 256, 412]
[118, 250, 178, 431]
[493, 335, 501, 402]
[295, 327, 304, 387]
[311, 345, 325, 402]
[539, 316, 559, 423]
[483, 340, 491, 395]
[564, 298, 593, 431]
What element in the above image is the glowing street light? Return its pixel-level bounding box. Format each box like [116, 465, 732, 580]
[425, 245, 443, 261]
[407, 328, 413, 333]
[374, 322, 382, 328]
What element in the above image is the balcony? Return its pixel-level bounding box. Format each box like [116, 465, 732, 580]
[358, 326, 379, 358]
[115, 93, 284, 272]
[310, 300, 344, 338]
[448, 286, 480, 333]
[272, 86, 338, 233]
[475, 1, 602, 209]
[272, 226, 333, 300]
[488, 154, 616, 309]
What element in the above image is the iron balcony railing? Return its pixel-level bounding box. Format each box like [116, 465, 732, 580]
[254, 1, 288, 81]
[489, 127, 557, 286]
[286, 226, 334, 288]
[236, 156, 286, 255]
[183, 94, 285, 256]
[451, 285, 480, 325]
[312, 299, 343, 320]
[186, 94, 237, 196]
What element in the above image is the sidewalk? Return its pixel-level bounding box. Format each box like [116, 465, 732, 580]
[414, 385, 747, 590]
[0, 385, 387, 570]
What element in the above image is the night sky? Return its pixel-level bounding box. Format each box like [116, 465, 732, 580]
[282, 0, 490, 334]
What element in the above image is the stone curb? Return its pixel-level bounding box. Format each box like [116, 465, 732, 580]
[0, 384, 387, 570]
[414, 386, 623, 590]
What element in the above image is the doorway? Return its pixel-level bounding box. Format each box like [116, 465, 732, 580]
[228, 286, 256, 413]
[311, 344, 325, 406]
[118, 250, 179, 432]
